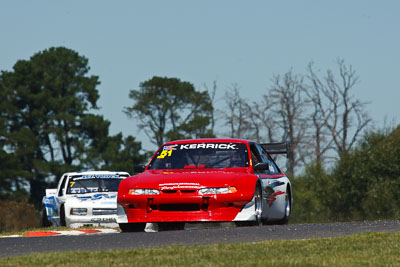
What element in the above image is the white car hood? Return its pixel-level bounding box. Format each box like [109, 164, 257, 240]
[65, 193, 117, 207]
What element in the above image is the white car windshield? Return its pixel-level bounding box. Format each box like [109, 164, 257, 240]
[148, 143, 249, 170]
[67, 177, 123, 194]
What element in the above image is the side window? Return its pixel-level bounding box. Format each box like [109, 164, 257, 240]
[58, 176, 67, 196]
[255, 144, 280, 175]
[250, 144, 262, 173]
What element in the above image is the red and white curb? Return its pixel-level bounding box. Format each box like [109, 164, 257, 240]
[1, 229, 118, 238]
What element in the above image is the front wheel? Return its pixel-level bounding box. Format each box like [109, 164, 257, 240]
[119, 223, 146, 232]
[60, 205, 66, 227]
[235, 184, 262, 227]
[41, 205, 52, 227]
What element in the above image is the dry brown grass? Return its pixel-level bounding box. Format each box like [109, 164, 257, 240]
[0, 200, 39, 232]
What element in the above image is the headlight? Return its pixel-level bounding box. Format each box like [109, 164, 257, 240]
[198, 187, 237, 195]
[128, 189, 160, 195]
[70, 208, 87, 216]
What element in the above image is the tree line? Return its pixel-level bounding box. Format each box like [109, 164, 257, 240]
[127, 59, 371, 177]
[292, 125, 400, 223]
[2, 46, 398, 222]
[0, 47, 149, 207]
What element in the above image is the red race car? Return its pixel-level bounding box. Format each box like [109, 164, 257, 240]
[117, 138, 292, 232]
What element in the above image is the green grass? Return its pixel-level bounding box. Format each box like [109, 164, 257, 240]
[1, 232, 400, 266]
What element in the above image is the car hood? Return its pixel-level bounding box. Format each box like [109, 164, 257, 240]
[66, 193, 117, 206]
[124, 169, 252, 190]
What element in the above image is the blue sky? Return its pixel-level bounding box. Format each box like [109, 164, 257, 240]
[1, 1, 399, 150]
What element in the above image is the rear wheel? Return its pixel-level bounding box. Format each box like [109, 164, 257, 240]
[276, 187, 291, 225]
[119, 223, 146, 232]
[235, 184, 262, 227]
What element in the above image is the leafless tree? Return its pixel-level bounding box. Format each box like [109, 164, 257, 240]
[243, 96, 277, 143]
[268, 70, 309, 177]
[202, 80, 218, 134]
[219, 83, 278, 144]
[221, 84, 253, 139]
[303, 73, 333, 166]
[306, 59, 371, 158]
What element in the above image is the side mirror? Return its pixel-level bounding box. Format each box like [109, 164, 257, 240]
[253, 162, 269, 171]
[133, 164, 146, 173]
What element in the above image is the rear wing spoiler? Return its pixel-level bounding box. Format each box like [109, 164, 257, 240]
[261, 141, 291, 158]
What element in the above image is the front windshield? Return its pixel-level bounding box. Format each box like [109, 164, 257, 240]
[67, 177, 123, 194]
[148, 142, 249, 170]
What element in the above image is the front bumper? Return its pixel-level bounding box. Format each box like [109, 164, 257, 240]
[117, 192, 254, 223]
[65, 207, 118, 228]
[66, 216, 118, 228]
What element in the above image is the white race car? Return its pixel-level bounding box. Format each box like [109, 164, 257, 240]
[41, 171, 130, 228]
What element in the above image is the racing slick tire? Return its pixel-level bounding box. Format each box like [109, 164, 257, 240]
[158, 222, 185, 231]
[235, 184, 262, 227]
[60, 205, 67, 227]
[119, 223, 146, 232]
[276, 186, 291, 225]
[40, 205, 52, 227]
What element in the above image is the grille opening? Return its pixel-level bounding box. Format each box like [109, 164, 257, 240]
[161, 190, 177, 193]
[92, 208, 117, 215]
[159, 204, 200, 211]
[201, 203, 209, 211]
[181, 190, 196, 193]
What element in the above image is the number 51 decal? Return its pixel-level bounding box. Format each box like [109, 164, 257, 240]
[157, 150, 172, 159]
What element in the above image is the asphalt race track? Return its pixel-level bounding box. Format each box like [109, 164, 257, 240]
[1, 220, 400, 258]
